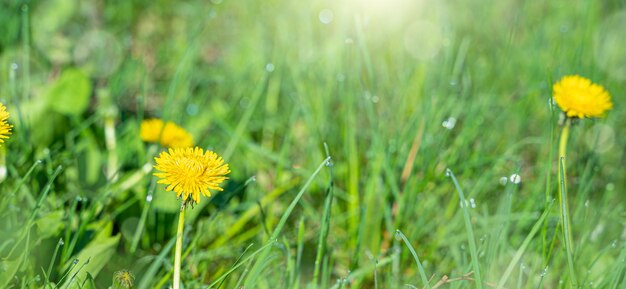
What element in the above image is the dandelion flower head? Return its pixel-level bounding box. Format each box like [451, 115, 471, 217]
[140, 118, 193, 148]
[0, 103, 12, 144]
[154, 147, 230, 205]
[553, 75, 612, 118]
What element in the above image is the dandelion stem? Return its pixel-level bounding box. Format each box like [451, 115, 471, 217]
[173, 202, 186, 289]
[557, 119, 576, 287]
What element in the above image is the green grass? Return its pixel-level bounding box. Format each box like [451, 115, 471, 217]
[1, 0, 625, 288]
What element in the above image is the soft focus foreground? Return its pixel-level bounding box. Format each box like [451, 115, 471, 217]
[0, 0, 625, 288]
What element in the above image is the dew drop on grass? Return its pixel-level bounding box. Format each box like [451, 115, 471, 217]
[445, 168, 452, 177]
[146, 194, 153, 202]
[319, 9, 334, 24]
[499, 177, 508, 186]
[265, 63, 275, 72]
[72, 259, 79, 265]
[325, 158, 334, 167]
[584, 200, 590, 207]
[11, 63, 18, 70]
[442, 117, 456, 130]
[540, 266, 548, 277]
[509, 174, 521, 184]
[469, 198, 476, 208]
[58, 239, 64, 246]
[371, 95, 380, 103]
[611, 240, 617, 248]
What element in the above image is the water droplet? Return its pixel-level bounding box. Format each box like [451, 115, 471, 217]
[73, 259, 79, 265]
[319, 9, 334, 24]
[469, 198, 476, 208]
[520, 263, 525, 270]
[584, 200, 590, 207]
[442, 117, 457, 130]
[371, 95, 380, 103]
[265, 63, 275, 72]
[146, 194, 153, 202]
[445, 168, 452, 177]
[58, 239, 65, 246]
[325, 158, 334, 167]
[509, 174, 521, 184]
[10, 63, 18, 70]
[499, 177, 508, 186]
[611, 240, 617, 248]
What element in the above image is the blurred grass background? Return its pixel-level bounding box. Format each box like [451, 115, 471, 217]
[0, 0, 625, 288]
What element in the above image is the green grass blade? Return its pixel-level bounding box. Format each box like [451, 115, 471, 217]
[446, 168, 484, 289]
[243, 156, 331, 288]
[496, 201, 553, 289]
[396, 230, 431, 289]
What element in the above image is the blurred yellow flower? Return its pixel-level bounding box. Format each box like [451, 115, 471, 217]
[553, 75, 612, 118]
[140, 118, 193, 148]
[0, 103, 12, 144]
[154, 147, 230, 205]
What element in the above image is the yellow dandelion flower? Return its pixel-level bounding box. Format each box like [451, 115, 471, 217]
[0, 103, 12, 144]
[154, 147, 230, 205]
[553, 75, 612, 118]
[140, 118, 194, 148]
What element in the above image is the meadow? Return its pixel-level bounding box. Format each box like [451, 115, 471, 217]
[0, 0, 625, 288]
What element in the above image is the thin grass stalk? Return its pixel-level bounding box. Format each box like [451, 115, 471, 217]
[557, 119, 577, 287]
[173, 202, 186, 289]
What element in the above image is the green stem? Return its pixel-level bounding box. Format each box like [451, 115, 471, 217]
[557, 119, 577, 287]
[173, 202, 186, 289]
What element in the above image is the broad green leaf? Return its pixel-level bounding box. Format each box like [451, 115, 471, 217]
[35, 210, 65, 239]
[45, 69, 92, 116]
